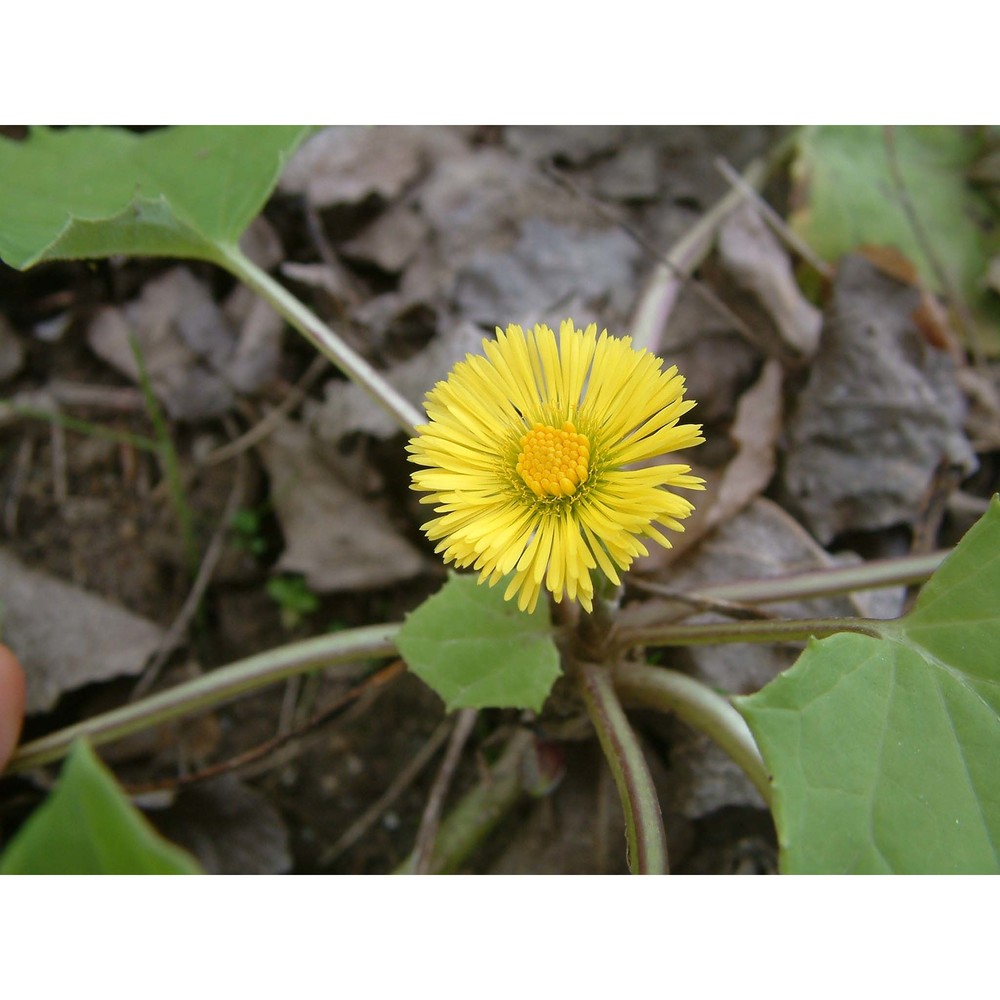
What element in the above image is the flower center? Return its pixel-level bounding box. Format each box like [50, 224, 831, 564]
[516, 420, 590, 499]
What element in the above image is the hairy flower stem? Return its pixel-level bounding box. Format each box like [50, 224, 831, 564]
[216, 244, 423, 434]
[690, 551, 946, 606]
[7, 623, 400, 773]
[613, 660, 772, 805]
[577, 660, 668, 874]
[616, 616, 884, 651]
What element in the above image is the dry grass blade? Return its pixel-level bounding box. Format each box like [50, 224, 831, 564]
[714, 156, 834, 280]
[321, 717, 453, 866]
[410, 707, 479, 874]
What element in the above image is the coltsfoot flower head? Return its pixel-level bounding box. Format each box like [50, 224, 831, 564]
[408, 320, 705, 614]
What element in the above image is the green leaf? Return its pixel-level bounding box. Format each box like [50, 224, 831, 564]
[0, 740, 201, 874]
[738, 497, 1000, 874]
[789, 125, 1000, 353]
[396, 574, 561, 711]
[0, 126, 313, 270]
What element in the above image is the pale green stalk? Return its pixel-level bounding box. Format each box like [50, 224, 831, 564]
[215, 244, 424, 434]
[691, 551, 946, 605]
[577, 660, 668, 875]
[7, 623, 400, 773]
[616, 616, 884, 650]
[613, 660, 772, 805]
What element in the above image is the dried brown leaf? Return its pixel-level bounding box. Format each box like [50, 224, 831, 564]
[341, 204, 429, 273]
[0, 548, 164, 713]
[88, 268, 280, 420]
[257, 420, 425, 592]
[718, 203, 822, 358]
[704, 358, 784, 531]
[453, 217, 640, 330]
[781, 255, 977, 543]
[279, 126, 426, 208]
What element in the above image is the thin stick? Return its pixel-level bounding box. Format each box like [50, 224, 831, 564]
[615, 616, 884, 651]
[47, 380, 144, 411]
[130, 461, 247, 700]
[49, 415, 68, 505]
[714, 156, 834, 280]
[410, 707, 479, 874]
[124, 660, 405, 795]
[627, 580, 776, 621]
[688, 550, 946, 606]
[545, 161, 762, 351]
[199, 353, 329, 466]
[1, 399, 159, 452]
[394, 727, 534, 874]
[323, 715, 453, 866]
[3, 435, 34, 535]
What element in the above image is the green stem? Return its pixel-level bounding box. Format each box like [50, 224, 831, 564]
[613, 660, 772, 805]
[576, 660, 668, 874]
[691, 551, 946, 606]
[394, 728, 534, 874]
[616, 616, 884, 650]
[6, 623, 400, 773]
[215, 244, 423, 435]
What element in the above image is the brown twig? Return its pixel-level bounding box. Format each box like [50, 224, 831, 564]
[49, 415, 68, 505]
[543, 160, 763, 349]
[410, 707, 479, 874]
[47, 380, 145, 411]
[3, 434, 34, 535]
[714, 155, 835, 280]
[123, 659, 406, 795]
[199, 353, 329, 466]
[394, 726, 535, 874]
[131, 459, 248, 700]
[321, 716, 454, 866]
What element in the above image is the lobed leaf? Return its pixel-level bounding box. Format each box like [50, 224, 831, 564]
[789, 125, 1000, 354]
[738, 497, 1000, 873]
[396, 574, 561, 712]
[0, 126, 313, 269]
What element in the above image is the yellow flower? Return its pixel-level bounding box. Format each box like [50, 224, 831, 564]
[408, 320, 705, 613]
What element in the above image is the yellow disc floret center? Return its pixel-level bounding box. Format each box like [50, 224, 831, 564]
[516, 421, 590, 499]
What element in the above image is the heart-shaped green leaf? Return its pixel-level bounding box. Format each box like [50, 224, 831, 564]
[0, 126, 312, 269]
[0, 740, 201, 874]
[738, 497, 1000, 873]
[396, 573, 561, 711]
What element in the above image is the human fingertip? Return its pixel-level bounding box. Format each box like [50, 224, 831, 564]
[0, 644, 27, 772]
